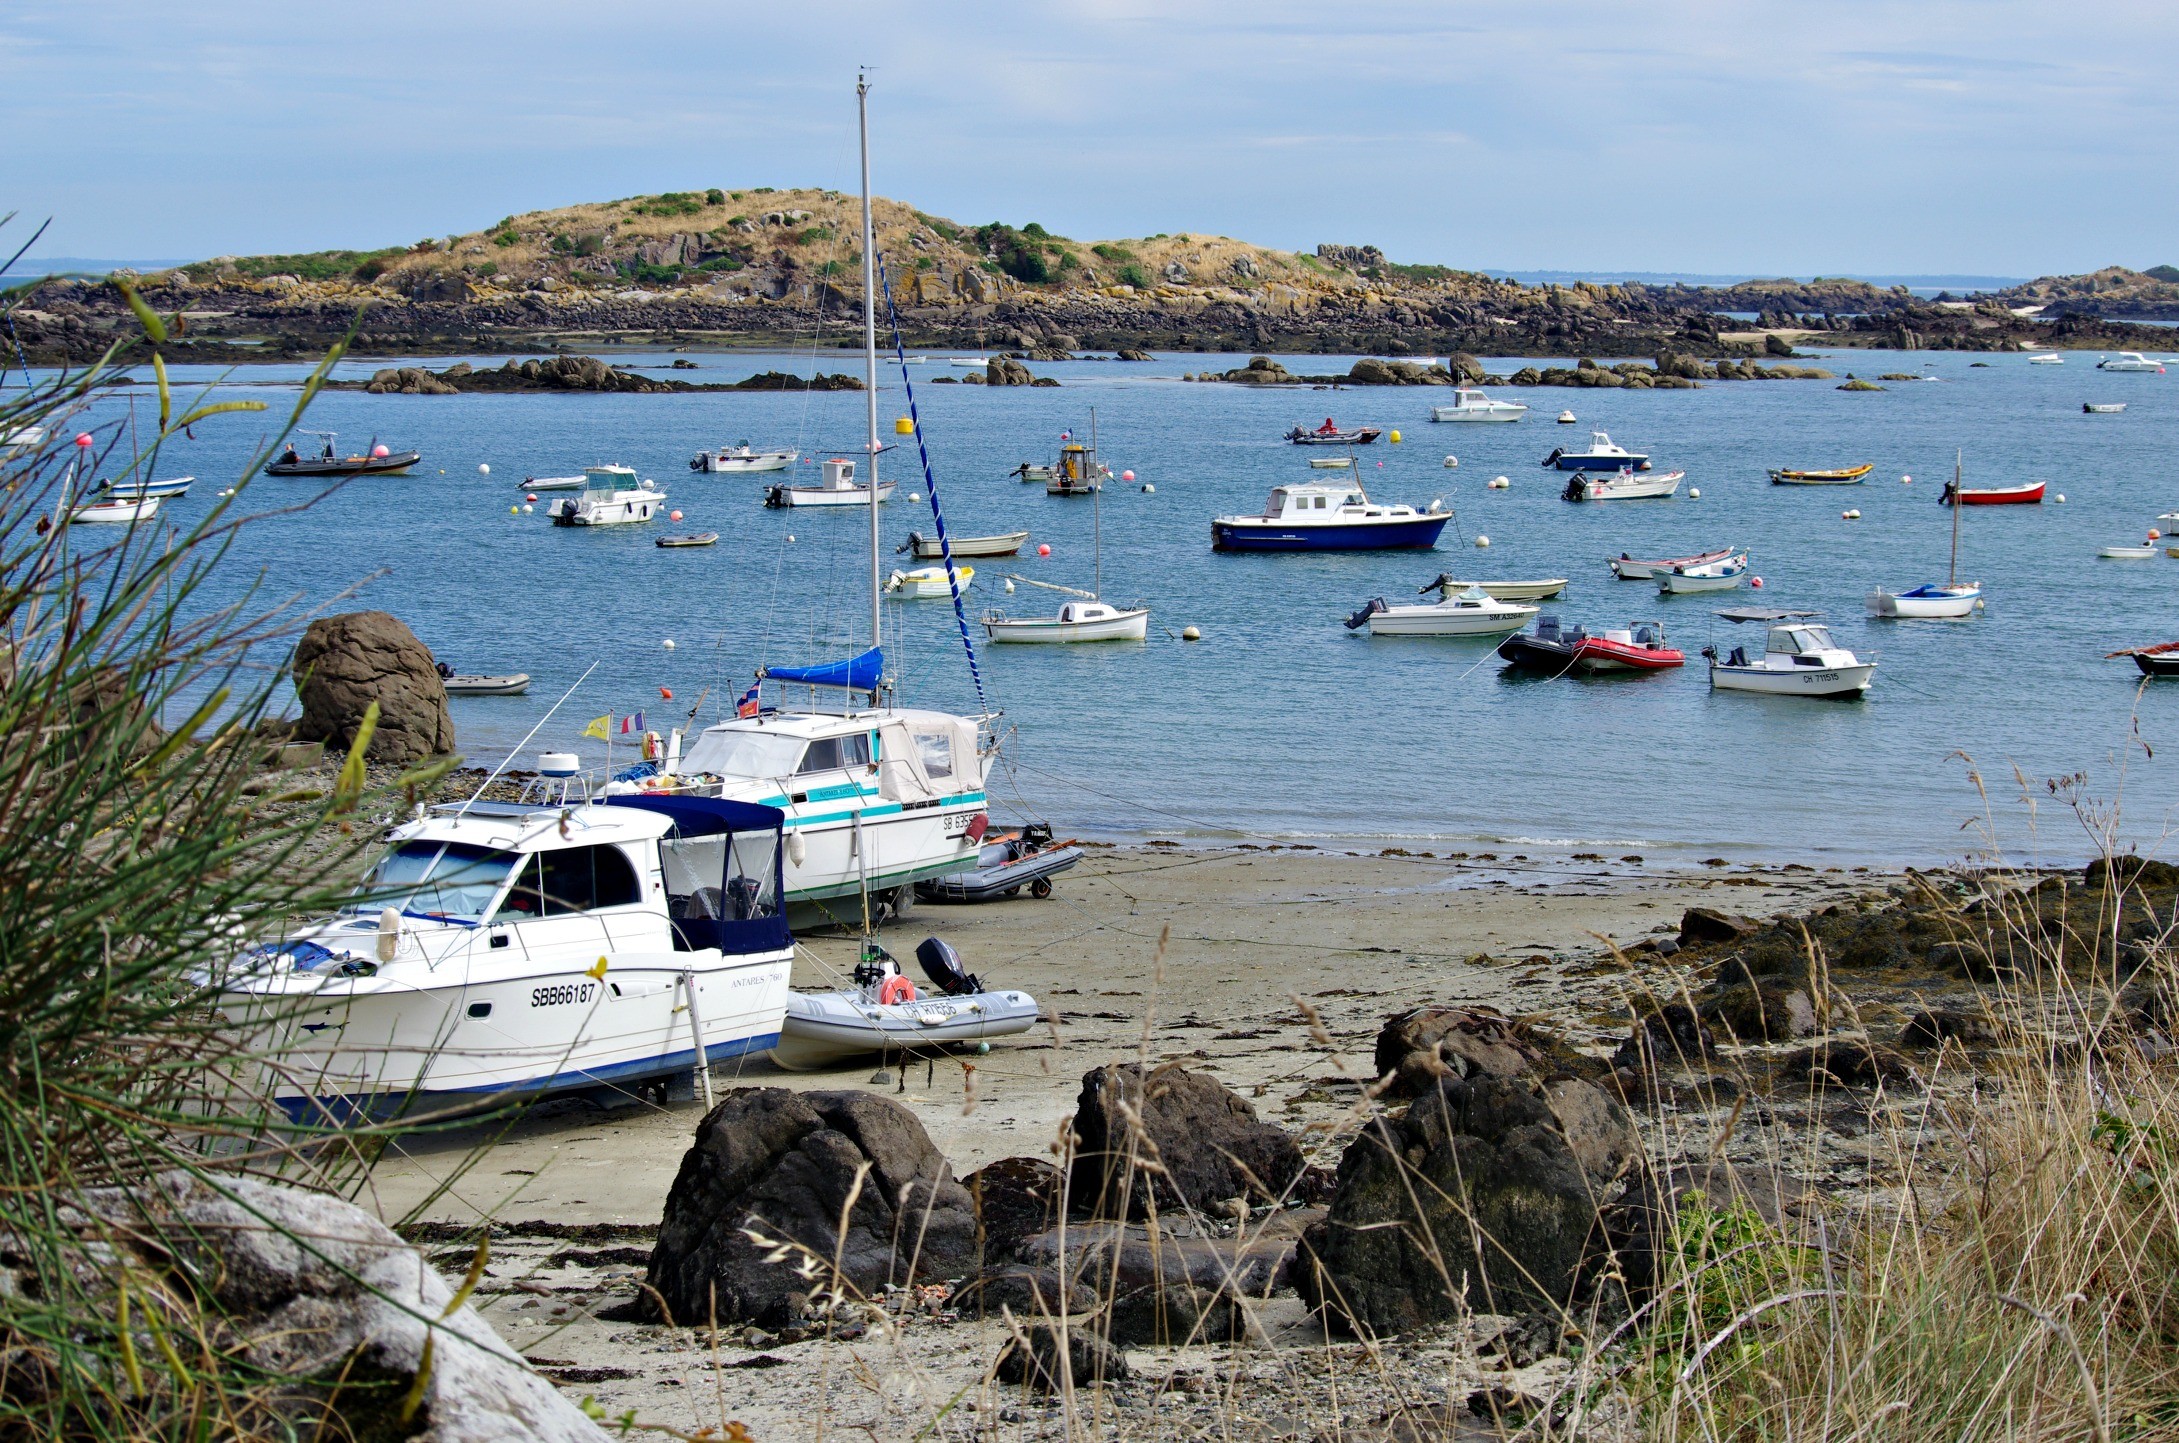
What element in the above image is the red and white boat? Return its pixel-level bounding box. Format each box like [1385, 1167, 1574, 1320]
[1942, 479, 2044, 506]
[1607, 546, 1735, 580]
[1573, 623, 1685, 672]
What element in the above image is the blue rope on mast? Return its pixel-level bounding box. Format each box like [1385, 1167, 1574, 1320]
[875, 255, 992, 718]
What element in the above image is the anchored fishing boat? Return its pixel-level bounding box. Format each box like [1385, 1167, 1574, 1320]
[1573, 621, 1683, 672]
[213, 787, 795, 1121]
[771, 937, 1039, 1070]
[1704, 609, 1875, 698]
[887, 563, 974, 598]
[1431, 388, 1528, 423]
[100, 475, 193, 500]
[1656, 552, 1748, 594]
[1212, 481, 1450, 551]
[764, 457, 896, 508]
[2027, 353, 2064, 365]
[1285, 419, 1381, 446]
[2098, 352, 2167, 373]
[1348, 585, 1537, 637]
[984, 460, 1147, 641]
[70, 495, 159, 524]
[1564, 468, 1683, 502]
[692, 443, 798, 473]
[1869, 453, 1982, 618]
[2100, 544, 2158, 560]
[524, 474, 587, 492]
[1768, 464, 1872, 485]
[551, 465, 666, 526]
[2084, 403, 2127, 414]
[1543, 431, 1650, 472]
[1608, 547, 1736, 580]
[1941, 477, 2044, 506]
[901, 529, 1028, 559]
[2109, 641, 2179, 678]
[266, 432, 420, 478]
[1416, 573, 1568, 602]
[656, 532, 719, 549]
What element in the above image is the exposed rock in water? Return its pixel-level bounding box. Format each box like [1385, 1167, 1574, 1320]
[1068, 1063, 1306, 1219]
[982, 356, 1039, 386]
[639, 1088, 977, 1328]
[1115, 348, 1153, 361]
[356, 355, 862, 394]
[290, 611, 454, 764]
[55, 1172, 610, 1441]
[1295, 1075, 1639, 1334]
[730, 370, 862, 391]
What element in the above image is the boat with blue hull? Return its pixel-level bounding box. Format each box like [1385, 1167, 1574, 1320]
[1543, 431, 1651, 472]
[1211, 481, 1450, 552]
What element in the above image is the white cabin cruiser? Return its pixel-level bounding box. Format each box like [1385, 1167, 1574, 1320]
[982, 597, 1148, 643]
[551, 465, 665, 526]
[1704, 609, 1875, 698]
[2098, 352, 2167, 373]
[1431, 388, 1529, 423]
[773, 936, 1039, 1070]
[1564, 468, 1684, 502]
[693, 443, 798, 474]
[213, 788, 795, 1122]
[764, 457, 896, 508]
[1348, 585, 1538, 637]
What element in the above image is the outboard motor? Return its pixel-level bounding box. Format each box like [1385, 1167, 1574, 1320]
[1542, 448, 1563, 469]
[896, 531, 923, 555]
[1634, 624, 1658, 646]
[916, 936, 983, 997]
[1562, 475, 1587, 503]
[558, 497, 579, 519]
[1344, 597, 1388, 630]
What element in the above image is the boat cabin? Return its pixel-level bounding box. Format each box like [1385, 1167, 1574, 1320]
[1262, 484, 1380, 520]
[674, 709, 980, 809]
[816, 458, 861, 491]
[1720, 623, 1850, 669]
[581, 464, 647, 494]
[1058, 602, 1123, 623]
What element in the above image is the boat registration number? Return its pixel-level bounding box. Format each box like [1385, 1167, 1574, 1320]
[943, 813, 973, 835]
[532, 982, 599, 1008]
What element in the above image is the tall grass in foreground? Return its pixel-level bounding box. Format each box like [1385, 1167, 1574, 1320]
[0, 250, 459, 1440]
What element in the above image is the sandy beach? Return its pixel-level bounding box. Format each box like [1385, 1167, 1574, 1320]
[356, 844, 1885, 1437]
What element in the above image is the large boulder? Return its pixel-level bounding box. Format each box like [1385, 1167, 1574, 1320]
[1373, 1005, 1547, 1097]
[1295, 1075, 1639, 1335]
[290, 611, 454, 764]
[984, 356, 1036, 386]
[961, 1155, 1063, 1266]
[640, 1088, 977, 1328]
[61, 1172, 607, 1441]
[1069, 1063, 1306, 1219]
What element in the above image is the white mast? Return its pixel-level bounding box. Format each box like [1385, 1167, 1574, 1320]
[858, 71, 882, 696]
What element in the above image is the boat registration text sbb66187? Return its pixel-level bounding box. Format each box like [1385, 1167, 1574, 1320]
[532, 982, 599, 1008]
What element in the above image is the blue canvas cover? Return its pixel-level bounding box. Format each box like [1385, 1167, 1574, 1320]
[761, 647, 883, 691]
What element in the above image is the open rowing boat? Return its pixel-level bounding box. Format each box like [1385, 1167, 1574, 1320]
[1768, 464, 1872, 485]
[2109, 641, 2179, 678]
[1942, 479, 2044, 506]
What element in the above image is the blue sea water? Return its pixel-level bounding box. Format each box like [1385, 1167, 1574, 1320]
[47, 345, 2179, 868]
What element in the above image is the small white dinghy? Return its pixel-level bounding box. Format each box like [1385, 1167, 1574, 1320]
[2100, 544, 2159, 560]
[1657, 552, 1749, 594]
[886, 563, 974, 599]
[771, 937, 1040, 1070]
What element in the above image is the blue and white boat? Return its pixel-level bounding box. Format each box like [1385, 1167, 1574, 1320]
[1211, 482, 1450, 552]
[1542, 431, 1651, 472]
[216, 788, 796, 1121]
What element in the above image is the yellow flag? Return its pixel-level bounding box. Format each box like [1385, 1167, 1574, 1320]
[582, 714, 611, 740]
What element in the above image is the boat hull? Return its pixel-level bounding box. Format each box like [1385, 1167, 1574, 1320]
[908, 531, 1028, 559]
[1496, 634, 1580, 670]
[1709, 661, 1875, 698]
[1572, 640, 1685, 672]
[1287, 429, 1381, 446]
[770, 987, 1040, 1070]
[917, 844, 1082, 902]
[695, 451, 796, 473]
[443, 674, 532, 696]
[1943, 482, 2045, 506]
[1658, 570, 1744, 594]
[266, 452, 421, 478]
[2134, 653, 2179, 678]
[1368, 604, 1535, 636]
[1431, 406, 1526, 423]
[1435, 579, 1568, 601]
[983, 609, 1149, 643]
[765, 481, 897, 508]
[1609, 549, 1733, 580]
[1866, 586, 1978, 618]
[72, 498, 159, 523]
[1566, 471, 1682, 502]
[1211, 515, 1449, 552]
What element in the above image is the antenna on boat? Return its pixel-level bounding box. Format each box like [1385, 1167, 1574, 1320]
[457, 660, 600, 814]
[858, 69, 883, 708]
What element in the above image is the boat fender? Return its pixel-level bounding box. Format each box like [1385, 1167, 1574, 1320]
[785, 831, 807, 866]
[966, 812, 990, 844]
[879, 974, 919, 1006]
[376, 907, 402, 963]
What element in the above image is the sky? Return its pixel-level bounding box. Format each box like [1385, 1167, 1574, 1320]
[3, 1, 2173, 279]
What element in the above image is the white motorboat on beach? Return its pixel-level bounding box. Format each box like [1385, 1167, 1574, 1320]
[1416, 573, 1568, 602]
[1704, 609, 1875, 698]
[2098, 352, 2167, 373]
[1564, 468, 1683, 502]
[550, 465, 666, 526]
[1656, 552, 1748, 594]
[1431, 388, 1528, 423]
[1348, 585, 1538, 637]
[1869, 453, 1982, 618]
[1608, 547, 1736, 580]
[886, 562, 974, 599]
[212, 787, 796, 1121]
[771, 937, 1039, 1070]
[693, 443, 798, 474]
[764, 457, 896, 508]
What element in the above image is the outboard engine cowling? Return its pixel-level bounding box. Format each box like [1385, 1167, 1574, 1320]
[916, 936, 983, 997]
[1562, 475, 1587, 503]
[1344, 597, 1389, 630]
[1542, 448, 1563, 469]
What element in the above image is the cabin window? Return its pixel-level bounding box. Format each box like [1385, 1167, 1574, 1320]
[799, 732, 873, 774]
[499, 844, 643, 918]
[726, 833, 781, 919]
[1314, 496, 1327, 509]
[679, 729, 805, 780]
[354, 841, 518, 923]
[912, 731, 955, 780]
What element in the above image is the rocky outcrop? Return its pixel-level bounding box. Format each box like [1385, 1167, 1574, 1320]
[1373, 1005, 1550, 1097]
[983, 356, 1038, 386]
[1295, 1075, 1639, 1334]
[962, 1156, 1063, 1267]
[43, 1172, 608, 1441]
[1068, 1063, 1306, 1219]
[640, 1088, 977, 1328]
[731, 370, 863, 391]
[290, 611, 454, 764]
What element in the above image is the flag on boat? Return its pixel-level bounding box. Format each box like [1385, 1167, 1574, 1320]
[736, 682, 760, 718]
[582, 714, 611, 740]
[620, 711, 645, 735]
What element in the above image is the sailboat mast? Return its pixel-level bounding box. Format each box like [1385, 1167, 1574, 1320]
[1090, 406, 1101, 601]
[1950, 449, 1962, 584]
[858, 72, 882, 690]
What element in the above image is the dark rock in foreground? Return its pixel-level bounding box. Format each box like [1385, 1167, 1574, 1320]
[993, 1324, 1127, 1390]
[640, 1088, 976, 1329]
[291, 611, 454, 764]
[1068, 1063, 1306, 1219]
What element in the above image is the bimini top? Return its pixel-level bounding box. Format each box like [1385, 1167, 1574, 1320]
[603, 794, 789, 953]
[603, 793, 784, 836]
[1715, 608, 1821, 624]
[761, 646, 883, 691]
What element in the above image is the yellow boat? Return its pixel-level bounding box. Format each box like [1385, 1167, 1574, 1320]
[1768, 463, 1873, 485]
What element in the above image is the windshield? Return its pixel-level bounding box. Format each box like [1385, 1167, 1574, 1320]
[679, 728, 807, 780]
[351, 840, 519, 922]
